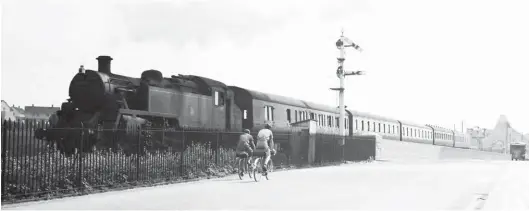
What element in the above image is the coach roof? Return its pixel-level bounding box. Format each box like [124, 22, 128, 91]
[234, 87, 339, 113]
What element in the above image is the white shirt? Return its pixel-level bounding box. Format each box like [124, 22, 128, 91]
[256, 128, 273, 149]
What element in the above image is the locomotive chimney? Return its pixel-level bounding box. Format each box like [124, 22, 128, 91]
[96, 55, 113, 74]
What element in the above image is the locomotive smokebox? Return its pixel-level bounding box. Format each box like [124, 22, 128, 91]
[96, 55, 113, 74]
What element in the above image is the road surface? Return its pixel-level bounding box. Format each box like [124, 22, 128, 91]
[3, 159, 528, 210]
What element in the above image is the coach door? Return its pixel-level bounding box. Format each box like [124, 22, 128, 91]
[212, 89, 226, 129]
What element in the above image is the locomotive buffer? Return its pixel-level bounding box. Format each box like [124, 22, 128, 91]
[330, 29, 364, 145]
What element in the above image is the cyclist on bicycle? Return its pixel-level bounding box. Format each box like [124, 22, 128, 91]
[254, 122, 276, 174]
[236, 129, 255, 166]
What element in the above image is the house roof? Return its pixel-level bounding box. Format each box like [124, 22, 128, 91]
[24, 105, 59, 116]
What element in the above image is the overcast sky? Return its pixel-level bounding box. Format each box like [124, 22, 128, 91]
[1, 0, 528, 133]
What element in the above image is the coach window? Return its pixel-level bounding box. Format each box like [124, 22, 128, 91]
[264, 106, 274, 121]
[355, 119, 358, 130]
[367, 121, 370, 131]
[243, 110, 248, 120]
[360, 120, 364, 131]
[378, 123, 381, 132]
[286, 109, 291, 123]
[214, 91, 225, 106]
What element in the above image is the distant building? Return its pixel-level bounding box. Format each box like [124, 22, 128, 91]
[468, 115, 529, 153]
[1, 100, 15, 121]
[1, 100, 26, 121]
[24, 104, 60, 122]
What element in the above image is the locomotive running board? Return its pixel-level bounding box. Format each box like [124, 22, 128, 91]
[113, 108, 179, 129]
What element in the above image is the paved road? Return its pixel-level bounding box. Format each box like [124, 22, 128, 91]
[3, 160, 528, 210]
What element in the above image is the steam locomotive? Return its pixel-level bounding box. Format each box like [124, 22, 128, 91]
[36, 55, 470, 154]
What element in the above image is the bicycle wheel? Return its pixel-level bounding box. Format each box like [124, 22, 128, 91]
[247, 158, 253, 179]
[253, 158, 262, 182]
[238, 159, 244, 180]
[265, 159, 273, 180]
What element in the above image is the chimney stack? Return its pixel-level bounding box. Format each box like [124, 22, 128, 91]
[96, 55, 113, 74]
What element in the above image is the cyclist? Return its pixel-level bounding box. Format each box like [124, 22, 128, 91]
[235, 129, 255, 172]
[253, 122, 276, 174]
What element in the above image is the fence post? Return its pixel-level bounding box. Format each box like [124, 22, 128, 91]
[78, 122, 85, 189]
[1, 120, 7, 195]
[180, 129, 185, 176]
[136, 126, 141, 181]
[215, 132, 219, 166]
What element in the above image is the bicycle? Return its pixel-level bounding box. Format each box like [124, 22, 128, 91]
[236, 155, 252, 180]
[251, 151, 274, 182]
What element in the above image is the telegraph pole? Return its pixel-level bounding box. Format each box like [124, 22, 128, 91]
[330, 29, 364, 145]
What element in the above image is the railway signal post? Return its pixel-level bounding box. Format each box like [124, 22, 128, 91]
[331, 29, 364, 146]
